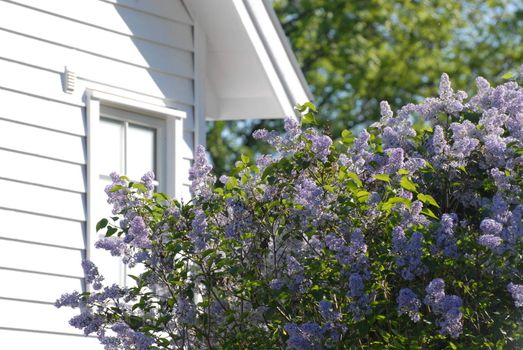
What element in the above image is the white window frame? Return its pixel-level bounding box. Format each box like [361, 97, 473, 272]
[85, 89, 185, 266]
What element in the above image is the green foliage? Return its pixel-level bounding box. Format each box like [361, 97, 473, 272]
[207, 0, 522, 176]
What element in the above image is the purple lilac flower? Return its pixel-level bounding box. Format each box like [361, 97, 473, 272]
[284, 117, 301, 138]
[285, 322, 324, 350]
[348, 273, 364, 298]
[319, 300, 340, 322]
[477, 234, 503, 249]
[432, 214, 458, 258]
[295, 176, 323, 217]
[383, 148, 404, 174]
[480, 218, 503, 236]
[349, 229, 368, 263]
[449, 121, 479, 166]
[140, 171, 155, 195]
[81, 260, 104, 290]
[252, 128, 269, 140]
[507, 283, 523, 307]
[393, 228, 427, 280]
[69, 311, 103, 335]
[284, 323, 313, 350]
[88, 284, 126, 303]
[111, 322, 154, 350]
[424, 278, 446, 309]
[431, 125, 449, 156]
[397, 288, 421, 322]
[188, 209, 208, 252]
[95, 236, 126, 257]
[424, 279, 463, 338]
[189, 145, 214, 199]
[105, 172, 129, 214]
[128, 216, 151, 249]
[306, 132, 332, 162]
[270, 279, 285, 290]
[380, 100, 393, 120]
[55, 291, 81, 308]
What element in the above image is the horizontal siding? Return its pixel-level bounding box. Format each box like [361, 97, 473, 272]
[102, 0, 192, 25]
[0, 88, 85, 136]
[0, 179, 85, 221]
[0, 269, 83, 304]
[0, 119, 85, 164]
[0, 239, 84, 277]
[9, 0, 193, 50]
[0, 299, 85, 335]
[0, 59, 82, 105]
[0, 149, 85, 193]
[0, 2, 193, 76]
[0, 329, 101, 350]
[0, 209, 85, 249]
[0, 29, 193, 105]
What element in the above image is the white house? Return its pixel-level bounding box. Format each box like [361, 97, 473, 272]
[0, 0, 311, 348]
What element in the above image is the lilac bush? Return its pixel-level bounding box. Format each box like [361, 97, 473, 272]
[57, 71, 523, 348]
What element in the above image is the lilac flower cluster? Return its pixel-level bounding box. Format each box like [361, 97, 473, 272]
[110, 322, 155, 350]
[188, 208, 208, 251]
[431, 213, 458, 258]
[392, 227, 427, 280]
[397, 288, 421, 322]
[507, 283, 523, 307]
[304, 131, 332, 162]
[189, 145, 215, 199]
[424, 279, 463, 338]
[82, 259, 104, 290]
[284, 322, 324, 350]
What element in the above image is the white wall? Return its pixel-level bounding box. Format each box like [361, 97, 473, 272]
[0, 0, 196, 347]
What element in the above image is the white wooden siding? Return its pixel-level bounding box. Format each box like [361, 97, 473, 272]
[0, 0, 195, 346]
[0, 240, 84, 278]
[0, 329, 99, 350]
[0, 89, 85, 135]
[0, 299, 86, 335]
[8, 0, 193, 50]
[103, 0, 193, 25]
[0, 209, 85, 249]
[0, 269, 83, 304]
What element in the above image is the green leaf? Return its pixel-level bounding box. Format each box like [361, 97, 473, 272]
[301, 113, 315, 125]
[400, 176, 417, 192]
[397, 169, 410, 175]
[225, 177, 238, 190]
[96, 218, 108, 232]
[417, 193, 440, 208]
[373, 174, 391, 183]
[106, 226, 118, 237]
[347, 172, 363, 187]
[110, 185, 125, 192]
[297, 101, 317, 113]
[132, 183, 148, 192]
[241, 154, 250, 164]
[382, 196, 411, 211]
[421, 208, 439, 220]
[501, 71, 513, 80]
[342, 129, 352, 139]
[356, 190, 370, 202]
[449, 341, 458, 350]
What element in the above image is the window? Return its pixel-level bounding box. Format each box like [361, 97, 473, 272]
[86, 90, 186, 286]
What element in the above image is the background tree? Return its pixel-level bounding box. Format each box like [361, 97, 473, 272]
[207, 0, 522, 176]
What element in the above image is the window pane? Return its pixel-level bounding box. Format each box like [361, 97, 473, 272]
[99, 118, 124, 175]
[127, 123, 156, 181]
